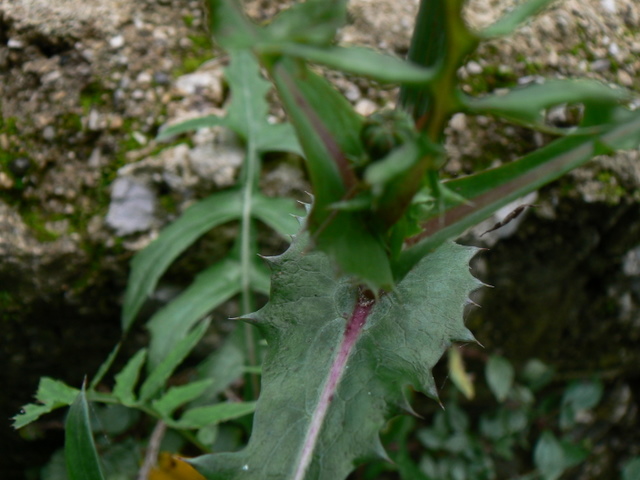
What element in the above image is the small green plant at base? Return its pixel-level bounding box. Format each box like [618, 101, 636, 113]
[14, 1, 640, 479]
[412, 355, 604, 480]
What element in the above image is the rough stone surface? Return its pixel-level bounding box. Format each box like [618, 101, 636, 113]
[105, 177, 157, 235]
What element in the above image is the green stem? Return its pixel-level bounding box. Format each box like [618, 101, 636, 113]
[85, 394, 210, 452]
[399, 0, 447, 119]
[238, 134, 261, 397]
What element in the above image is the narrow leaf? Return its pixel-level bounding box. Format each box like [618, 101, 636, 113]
[263, 44, 435, 84]
[152, 379, 215, 419]
[270, 58, 362, 209]
[139, 319, 210, 403]
[250, 261, 271, 296]
[270, 59, 393, 289]
[463, 79, 631, 129]
[251, 194, 301, 237]
[176, 402, 257, 429]
[399, 0, 449, 116]
[195, 335, 246, 404]
[90, 342, 121, 390]
[113, 349, 147, 405]
[254, 122, 302, 156]
[65, 388, 106, 480]
[481, 0, 557, 38]
[398, 111, 640, 277]
[147, 259, 242, 370]
[264, 0, 347, 46]
[400, 0, 476, 120]
[224, 49, 275, 144]
[207, 0, 262, 49]
[125, 50, 293, 333]
[156, 115, 226, 141]
[122, 189, 243, 332]
[191, 229, 481, 479]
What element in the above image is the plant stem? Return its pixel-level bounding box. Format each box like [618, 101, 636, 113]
[238, 133, 261, 397]
[292, 290, 375, 480]
[137, 420, 167, 480]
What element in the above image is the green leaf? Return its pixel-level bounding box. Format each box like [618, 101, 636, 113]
[98, 438, 141, 480]
[254, 122, 302, 156]
[122, 189, 243, 332]
[224, 49, 296, 155]
[250, 261, 272, 296]
[400, 0, 477, 120]
[152, 379, 215, 419]
[463, 79, 631, 130]
[13, 403, 58, 430]
[139, 319, 210, 403]
[207, 0, 262, 49]
[270, 59, 394, 289]
[147, 258, 242, 370]
[263, 44, 435, 84]
[534, 431, 565, 480]
[397, 110, 640, 277]
[191, 229, 480, 479]
[252, 194, 301, 237]
[65, 388, 106, 480]
[560, 379, 603, 429]
[195, 335, 246, 404]
[271, 58, 363, 207]
[622, 457, 640, 480]
[156, 115, 226, 141]
[485, 355, 515, 402]
[13, 378, 80, 429]
[90, 404, 139, 436]
[176, 402, 257, 429]
[36, 377, 80, 405]
[521, 358, 554, 391]
[481, 0, 557, 38]
[224, 50, 274, 145]
[125, 49, 301, 332]
[157, 56, 301, 154]
[383, 417, 431, 480]
[90, 342, 121, 390]
[264, 0, 347, 46]
[113, 349, 147, 405]
[480, 407, 528, 440]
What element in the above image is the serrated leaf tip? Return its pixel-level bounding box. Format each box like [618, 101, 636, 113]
[454, 328, 479, 345]
[397, 392, 423, 419]
[233, 312, 261, 324]
[421, 373, 440, 404]
[258, 254, 279, 266]
[371, 436, 392, 463]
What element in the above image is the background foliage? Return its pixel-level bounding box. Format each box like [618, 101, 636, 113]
[10, 0, 640, 479]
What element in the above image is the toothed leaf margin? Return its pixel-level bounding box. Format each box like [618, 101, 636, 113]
[192, 228, 482, 480]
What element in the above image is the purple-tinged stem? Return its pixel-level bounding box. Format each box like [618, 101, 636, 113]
[292, 291, 375, 480]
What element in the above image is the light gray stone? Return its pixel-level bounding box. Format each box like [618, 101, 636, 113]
[105, 177, 156, 235]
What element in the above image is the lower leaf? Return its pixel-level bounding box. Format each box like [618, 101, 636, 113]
[191, 228, 481, 479]
[65, 387, 106, 480]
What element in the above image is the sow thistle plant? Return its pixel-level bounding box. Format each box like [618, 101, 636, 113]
[14, 0, 640, 479]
